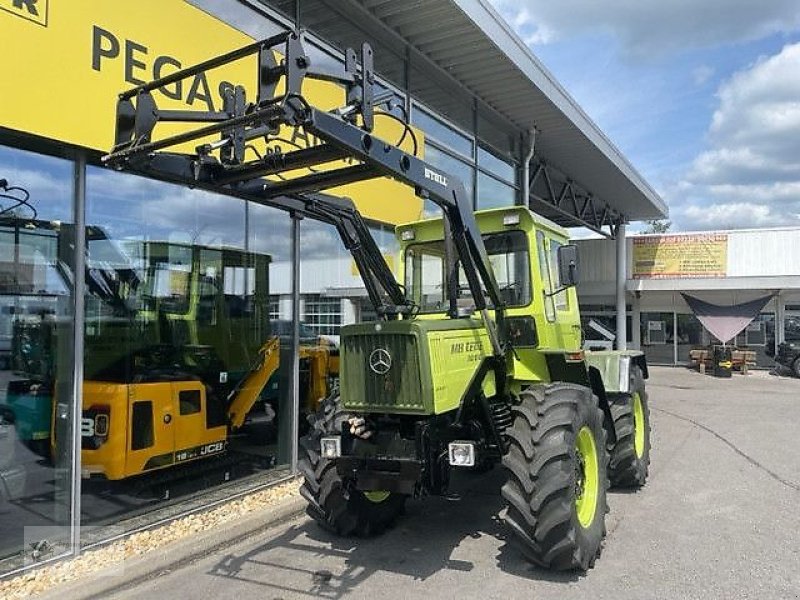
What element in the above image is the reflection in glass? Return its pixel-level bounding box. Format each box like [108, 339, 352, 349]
[478, 146, 515, 183]
[477, 172, 516, 210]
[0, 145, 75, 572]
[425, 146, 474, 198]
[412, 107, 473, 158]
[79, 169, 293, 535]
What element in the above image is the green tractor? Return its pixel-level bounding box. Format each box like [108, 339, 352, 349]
[299, 206, 650, 571]
[102, 30, 652, 571]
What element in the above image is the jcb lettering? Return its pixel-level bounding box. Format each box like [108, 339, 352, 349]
[0, 0, 48, 26]
[91, 26, 232, 112]
[200, 442, 225, 456]
[80, 417, 95, 437]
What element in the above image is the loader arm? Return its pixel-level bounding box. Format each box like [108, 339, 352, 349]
[227, 336, 280, 431]
[102, 30, 506, 357]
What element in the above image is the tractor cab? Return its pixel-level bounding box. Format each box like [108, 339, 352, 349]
[397, 206, 582, 353]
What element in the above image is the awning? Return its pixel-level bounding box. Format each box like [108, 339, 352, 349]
[227, 0, 667, 231]
[681, 293, 774, 345]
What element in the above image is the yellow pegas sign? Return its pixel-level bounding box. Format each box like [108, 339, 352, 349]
[0, 0, 424, 224]
[632, 233, 728, 279]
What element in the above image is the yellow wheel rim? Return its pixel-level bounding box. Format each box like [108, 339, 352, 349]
[364, 490, 390, 503]
[633, 392, 645, 459]
[575, 426, 599, 529]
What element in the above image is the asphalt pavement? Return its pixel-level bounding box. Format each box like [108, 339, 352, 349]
[106, 366, 800, 600]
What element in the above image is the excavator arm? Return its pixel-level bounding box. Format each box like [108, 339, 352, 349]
[227, 336, 280, 431]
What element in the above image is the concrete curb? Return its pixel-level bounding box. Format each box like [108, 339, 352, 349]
[38, 495, 307, 600]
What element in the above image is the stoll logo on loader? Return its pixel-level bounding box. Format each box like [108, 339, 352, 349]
[0, 0, 48, 27]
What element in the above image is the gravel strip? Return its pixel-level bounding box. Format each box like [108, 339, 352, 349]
[0, 478, 301, 600]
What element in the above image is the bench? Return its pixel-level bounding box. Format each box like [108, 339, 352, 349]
[688, 348, 758, 374]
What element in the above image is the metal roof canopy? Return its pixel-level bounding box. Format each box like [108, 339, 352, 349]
[255, 0, 667, 235]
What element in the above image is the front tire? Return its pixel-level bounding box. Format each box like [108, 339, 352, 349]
[792, 357, 800, 379]
[299, 395, 406, 536]
[501, 383, 609, 571]
[608, 366, 651, 488]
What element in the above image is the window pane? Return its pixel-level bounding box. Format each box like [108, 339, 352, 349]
[537, 232, 555, 322]
[477, 112, 516, 157]
[405, 231, 530, 313]
[179, 390, 202, 415]
[549, 239, 569, 310]
[641, 312, 675, 365]
[413, 107, 473, 158]
[0, 145, 75, 573]
[478, 147, 515, 183]
[425, 145, 475, 204]
[477, 172, 516, 210]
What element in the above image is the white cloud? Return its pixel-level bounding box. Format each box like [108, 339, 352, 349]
[668, 43, 800, 230]
[681, 201, 800, 229]
[489, 0, 800, 58]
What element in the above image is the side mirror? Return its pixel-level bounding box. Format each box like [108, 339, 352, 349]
[557, 244, 579, 287]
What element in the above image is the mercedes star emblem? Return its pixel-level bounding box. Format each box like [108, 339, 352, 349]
[369, 348, 392, 375]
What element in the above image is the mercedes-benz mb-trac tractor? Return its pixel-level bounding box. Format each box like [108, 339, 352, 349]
[104, 31, 652, 570]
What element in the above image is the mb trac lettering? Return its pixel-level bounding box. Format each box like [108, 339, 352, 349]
[450, 341, 483, 354]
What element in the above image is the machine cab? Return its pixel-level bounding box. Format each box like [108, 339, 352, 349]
[397, 206, 583, 353]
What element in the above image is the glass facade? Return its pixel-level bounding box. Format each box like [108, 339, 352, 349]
[1, 145, 76, 572]
[0, 0, 529, 579]
[413, 106, 521, 215]
[0, 143, 299, 574]
[75, 171, 294, 538]
[642, 310, 777, 368]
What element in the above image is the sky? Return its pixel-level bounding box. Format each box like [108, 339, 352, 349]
[489, 0, 800, 233]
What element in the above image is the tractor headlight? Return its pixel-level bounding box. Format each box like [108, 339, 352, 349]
[448, 441, 475, 467]
[320, 436, 342, 459]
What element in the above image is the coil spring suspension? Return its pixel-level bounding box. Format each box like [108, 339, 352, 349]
[488, 397, 513, 451]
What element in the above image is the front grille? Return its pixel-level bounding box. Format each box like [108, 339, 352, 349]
[341, 332, 425, 412]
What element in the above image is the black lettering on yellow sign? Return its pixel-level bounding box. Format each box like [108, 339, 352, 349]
[91, 25, 233, 113]
[0, 0, 48, 26]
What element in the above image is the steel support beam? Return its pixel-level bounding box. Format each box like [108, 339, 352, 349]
[69, 153, 86, 556]
[527, 160, 620, 237]
[616, 222, 627, 351]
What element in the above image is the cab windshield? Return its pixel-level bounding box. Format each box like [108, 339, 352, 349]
[404, 230, 531, 313]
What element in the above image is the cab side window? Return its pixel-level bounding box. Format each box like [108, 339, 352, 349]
[536, 232, 556, 322]
[548, 239, 570, 311]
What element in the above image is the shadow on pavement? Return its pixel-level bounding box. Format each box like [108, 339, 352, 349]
[206, 468, 581, 597]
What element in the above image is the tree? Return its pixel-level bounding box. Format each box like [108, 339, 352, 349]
[641, 219, 671, 234]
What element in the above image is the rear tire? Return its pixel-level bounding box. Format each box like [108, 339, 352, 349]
[501, 383, 609, 571]
[299, 395, 406, 536]
[608, 366, 651, 489]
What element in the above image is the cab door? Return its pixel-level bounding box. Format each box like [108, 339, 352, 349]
[125, 382, 176, 477]
[536, 232, 582, 351]
[170, 381, 227, 465]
